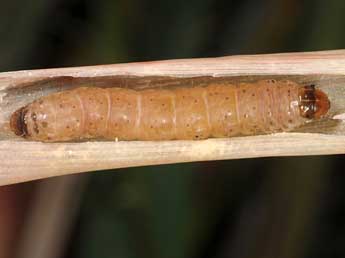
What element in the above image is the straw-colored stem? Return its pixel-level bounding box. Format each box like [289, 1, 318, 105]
[1, 50, 345, 185]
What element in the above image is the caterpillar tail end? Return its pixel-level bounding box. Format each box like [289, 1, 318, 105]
[10, 107, 29, 137]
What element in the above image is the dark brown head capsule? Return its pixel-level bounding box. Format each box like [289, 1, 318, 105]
[298, 85, 330, 119]
[10, 106, 29, 137]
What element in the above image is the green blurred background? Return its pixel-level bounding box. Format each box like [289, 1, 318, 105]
[1, 0, 345, 258]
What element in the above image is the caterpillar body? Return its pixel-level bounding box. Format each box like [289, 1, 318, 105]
[10, 80, 330, 142]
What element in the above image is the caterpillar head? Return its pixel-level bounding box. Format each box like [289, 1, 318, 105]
[299, 85, 330, 119]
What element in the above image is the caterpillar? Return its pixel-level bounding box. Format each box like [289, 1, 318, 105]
[10, 80, 330, 142]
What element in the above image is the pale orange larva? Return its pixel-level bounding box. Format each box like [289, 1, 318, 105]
[10, 80, 330, 142]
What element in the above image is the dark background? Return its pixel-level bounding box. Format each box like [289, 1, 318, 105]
[1, 0, 345, 258]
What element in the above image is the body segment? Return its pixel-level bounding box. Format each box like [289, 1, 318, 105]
[10, 80, 330, 142]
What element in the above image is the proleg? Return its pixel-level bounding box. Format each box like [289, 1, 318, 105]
[10, 80, 330, 142]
